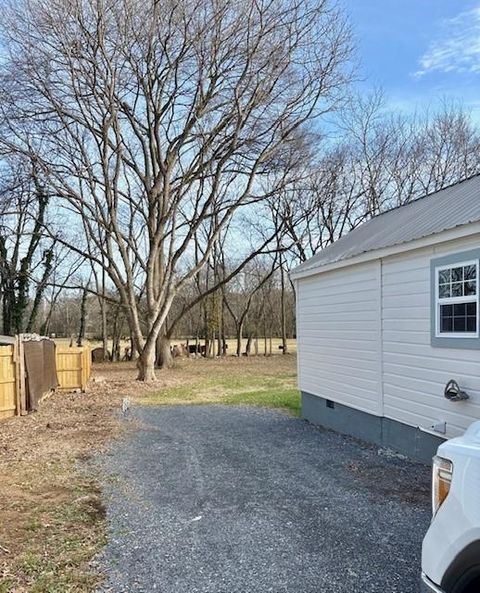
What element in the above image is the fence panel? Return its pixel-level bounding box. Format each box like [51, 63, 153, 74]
[0, 341, 92, 420]
[56, 345, 91, 391]
[0, 345, 17, 419]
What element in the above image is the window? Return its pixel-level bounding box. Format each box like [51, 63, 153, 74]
[435, 260, 479, 338]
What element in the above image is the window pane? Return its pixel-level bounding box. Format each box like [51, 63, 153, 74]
[440, 316, 452, 332]
[440, 301, 477, 334]
[467, 317, 477, 332]
[439, 284, 451, 298]
[464, 281, 477, 296]
[452, 282, 463, 296]
[440, 304, 453, 333]
[467, 302, 477, 316]
[436, 263, 478, 335]
[464, 265, 477, 280]
[442, 304, 453, 316]
[439, 269, 451, 283]
[452, 267, 463, 282]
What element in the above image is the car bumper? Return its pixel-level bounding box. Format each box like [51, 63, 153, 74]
[421, 573, 445, 593]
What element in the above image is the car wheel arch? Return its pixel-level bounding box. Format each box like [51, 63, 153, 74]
[442, 541, 480, 593]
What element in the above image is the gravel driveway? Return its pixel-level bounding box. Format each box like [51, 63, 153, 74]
[95, 406, 431, 593]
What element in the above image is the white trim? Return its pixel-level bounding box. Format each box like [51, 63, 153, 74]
[294, 279, 302, 389]
[434, 259, 479, 339]
[291, 222, 480, 280]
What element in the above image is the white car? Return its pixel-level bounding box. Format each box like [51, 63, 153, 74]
[422, 421, 480, 593]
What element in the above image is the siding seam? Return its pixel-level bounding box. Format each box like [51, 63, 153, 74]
[379, 259, 385, 418]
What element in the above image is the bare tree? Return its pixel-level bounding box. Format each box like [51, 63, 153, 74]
[0, 155, 55, 334]
[39, 250, 85, 336]
[280, 97, 480, 269]
[0, 0, 351, 379]
[395, 103, 480, 201]
[224, 256, 279, 357]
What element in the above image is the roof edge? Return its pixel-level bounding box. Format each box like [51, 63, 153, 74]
[290, 221, 480, 281]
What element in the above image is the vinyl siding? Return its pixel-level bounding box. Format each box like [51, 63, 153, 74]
[297, 231, 480, 440]
[296, 261, 382, 416]
[382, 235, 480, 439]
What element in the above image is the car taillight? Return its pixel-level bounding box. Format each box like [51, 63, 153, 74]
[432, 455, 453, 516]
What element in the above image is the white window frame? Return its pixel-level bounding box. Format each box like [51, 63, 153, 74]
[435, 259, 479, 339]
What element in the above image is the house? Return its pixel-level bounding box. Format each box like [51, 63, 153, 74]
[291, 175, 480, 462]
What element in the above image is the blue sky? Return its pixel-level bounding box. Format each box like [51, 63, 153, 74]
[343, 0, 480, 121]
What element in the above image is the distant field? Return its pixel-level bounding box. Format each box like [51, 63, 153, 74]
[169, 337, 297, 356]
[58, 337, 297, 356]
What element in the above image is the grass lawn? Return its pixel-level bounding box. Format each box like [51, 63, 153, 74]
[136, 354, 300, 415]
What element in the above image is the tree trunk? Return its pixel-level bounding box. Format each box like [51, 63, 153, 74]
[41, 303, 53, 336]
[245, 335, 252, 356]
[263, 312, 267, 356]
[111, 315, 117, 361]
[217, 323, 222, 358]
[137, 340, 157, 381]
[129, 335, 136, 360]
[101, 268, 108, 359]
[77, 285, 88, 346]
[280, 259, 288, 354]
[156, 333, 173, 369]
[26, 248, 54, 333]
[101, 299, 108, 358]
[236, 322, 243, 357]
[112, 331, 121, 361]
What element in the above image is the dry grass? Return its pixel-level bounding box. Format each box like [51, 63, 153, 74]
[0, 353, 298, 592]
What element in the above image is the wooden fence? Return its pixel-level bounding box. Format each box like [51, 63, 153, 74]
[0, 344, 17, 420]
[0, 338, 91, 420]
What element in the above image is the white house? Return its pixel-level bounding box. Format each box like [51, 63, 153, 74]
[291, 175, 480, 461]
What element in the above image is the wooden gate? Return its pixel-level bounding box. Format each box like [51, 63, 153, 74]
[56, 345, 91, 391]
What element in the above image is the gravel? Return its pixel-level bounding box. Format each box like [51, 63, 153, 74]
[94, 405, 431, 593]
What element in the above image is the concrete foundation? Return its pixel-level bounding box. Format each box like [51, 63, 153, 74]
[302, 391, 445, 463]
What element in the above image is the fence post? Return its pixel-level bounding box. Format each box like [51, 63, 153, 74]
[81, 349, 86, 391]
[14, 336, 21, 416]
[18, 334, 27, 415]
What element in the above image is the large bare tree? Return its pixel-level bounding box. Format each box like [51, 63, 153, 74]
[0, 0, 351, 379]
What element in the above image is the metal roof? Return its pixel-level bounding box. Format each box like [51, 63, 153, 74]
[291, 174, 480, 278]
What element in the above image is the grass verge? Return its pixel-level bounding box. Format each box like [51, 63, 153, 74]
[138, 355, 300, 416]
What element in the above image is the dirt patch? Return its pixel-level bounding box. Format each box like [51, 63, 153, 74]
[0, 383, 124, 592]
[345, 459, 430, 504]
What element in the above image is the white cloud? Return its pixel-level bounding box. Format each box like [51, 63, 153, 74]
[415, 5, 480, 77]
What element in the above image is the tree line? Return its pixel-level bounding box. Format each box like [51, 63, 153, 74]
[0, 0, 478, 379]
